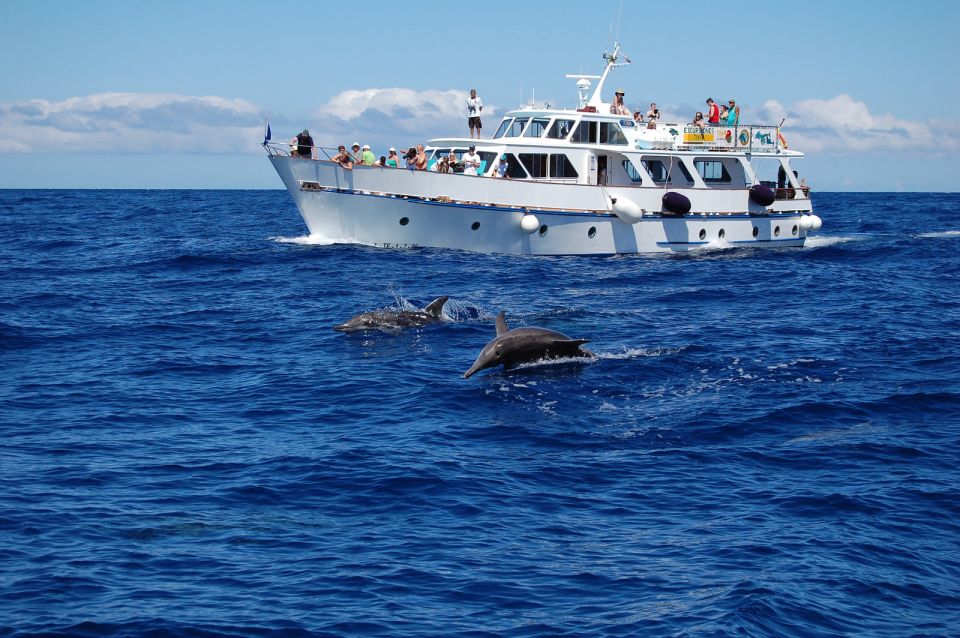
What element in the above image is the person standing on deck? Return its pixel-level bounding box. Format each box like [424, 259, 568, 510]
[706, 98, 720, 125]
[727, 100, 740, 125]
[467, 89, 483, 139]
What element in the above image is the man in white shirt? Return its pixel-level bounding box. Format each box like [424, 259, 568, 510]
[467, 89, 483, 139]
[462, 145, 481, 176]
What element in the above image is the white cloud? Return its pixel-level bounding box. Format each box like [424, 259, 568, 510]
[0, 93, 266, 153]
[758, 94, 956, 153]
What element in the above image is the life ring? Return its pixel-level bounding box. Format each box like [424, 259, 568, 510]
[738, 129, 751, 146]
[778, 131, 789, 149]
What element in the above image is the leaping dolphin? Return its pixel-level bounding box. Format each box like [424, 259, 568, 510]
[334, 296, 449, 332]
[463, 311, 593, 378]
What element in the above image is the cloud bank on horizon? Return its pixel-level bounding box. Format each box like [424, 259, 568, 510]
[0, 89, 954, 157]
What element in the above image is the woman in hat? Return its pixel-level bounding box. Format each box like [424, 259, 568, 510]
[610, 89, 630, 116]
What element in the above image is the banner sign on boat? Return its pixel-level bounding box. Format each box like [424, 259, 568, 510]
[679, 125, 781, 151]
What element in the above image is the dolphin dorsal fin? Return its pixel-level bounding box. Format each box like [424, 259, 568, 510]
[495, 311, 509, 336]
[424, 296, 449, 317]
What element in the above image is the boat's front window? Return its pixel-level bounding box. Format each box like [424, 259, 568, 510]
[570, 120, 597, 144]
[506, 117, 530, 137]
[524, 118, 551, 138]
[518, 153, 548, 178]
[493, 119, 512, 139]
[599, 122, 628, 145]
[546, 119, 575, 139]
[550, 154, 579, 179]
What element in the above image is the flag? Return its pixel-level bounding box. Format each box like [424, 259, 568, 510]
[263, 120, 271, 146]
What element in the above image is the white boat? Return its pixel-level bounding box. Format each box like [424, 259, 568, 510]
[265, 43, 821, 255]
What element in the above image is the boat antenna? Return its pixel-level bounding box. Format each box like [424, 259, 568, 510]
[613, 0, 623, 44]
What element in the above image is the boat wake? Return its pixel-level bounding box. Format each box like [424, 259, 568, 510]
[803, 235, 861, 249]
[271, 233, 367, 246]
[917, 230, 960, 239]
[595, 345, 685, 360]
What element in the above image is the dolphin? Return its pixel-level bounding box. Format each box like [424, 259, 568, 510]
[463, 311, 593, 378]
[334, 296, 449, 332]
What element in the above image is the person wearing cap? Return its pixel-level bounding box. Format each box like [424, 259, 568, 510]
[462, 144, 481, 176]
[290, 129, 315, 159]
[361, 144, 375, 166]
[493, 153, 509, 179]
[727, 99, 740, 125]
[610, 89, 630, 116]
[467, 89, 483, 139]
[350, 142, 362, 163]
[386, 147, 400, 168]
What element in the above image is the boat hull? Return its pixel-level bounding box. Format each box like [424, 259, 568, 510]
[270, 156, 808, 255]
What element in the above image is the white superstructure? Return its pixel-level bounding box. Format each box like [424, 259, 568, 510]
[265, 43, 821, 255]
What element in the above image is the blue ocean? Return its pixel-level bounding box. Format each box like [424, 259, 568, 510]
[1, 189, 958, 637]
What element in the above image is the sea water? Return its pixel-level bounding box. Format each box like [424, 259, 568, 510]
[1, 190, 958, 637]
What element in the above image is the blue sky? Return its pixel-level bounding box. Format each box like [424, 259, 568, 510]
[1, 0, 958, 190]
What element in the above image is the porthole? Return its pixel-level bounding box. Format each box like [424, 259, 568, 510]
[718, 228, 726, 239]
[539, 225, 549, 236]
[774, 225, 781, 237]
[471, 221, 480, 231]
[699, 229, 706, 240]
[752, 226, 759, 238]
[588, 226, 597, 238]
[792, 224, 799, 236]
[399, 217, 409, 226]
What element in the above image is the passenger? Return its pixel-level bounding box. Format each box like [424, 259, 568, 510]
[727, 100, 740, 125]
[646, 103, 660, 129]
[633, 110, 644, 124]
[404, 147, 417, 170]
[610, 89, 630, 116]
[361, 144, 376, 165]
[331, 145, 353, 169]
[376, 155, 386, 167]
[415, 144, 428, 170]
[462, 145, 481, 176]
[692, 112, 706, 127]
[448, 150, 461, 173]
[289, 129, 315, 159]
[350, 142, 362, 163]
[386, 148, 400, 168]
[435, 156, 450, 173]
[706, 98, 720, 125]
[493, 153, 509, 179]
[467, 89, 483, 139]
[719, 104, 729, 124]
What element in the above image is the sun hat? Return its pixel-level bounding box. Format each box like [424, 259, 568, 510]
[352, 142, 360, 148]
[389, 147, 396, 152]
[500, 153, 507, 160]
[615, 88, 625, 94]
[362, 144, 370, 150]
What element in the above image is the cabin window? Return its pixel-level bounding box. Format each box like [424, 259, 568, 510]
[524, 118, 550, 138]
[503, 153, 529, 179]
[619, 119, 635, 128]
[643, 158, 694, 185]
[550, 154, 579, 179]
[622, 160, 643, 183]
[599, 122, 628, 145]
[518, 153, 548, 178]
[506, 117, 529, 137]
[547, 119, 575, 139]
[478, 152, 498, 175]
[493, 119, 512, 139]
[570, 120, 597, 144]
[694, 160, 731, 183]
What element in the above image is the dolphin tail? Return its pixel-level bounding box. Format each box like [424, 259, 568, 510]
[424, 296, 449, 317]
[495, 311, 509, 336]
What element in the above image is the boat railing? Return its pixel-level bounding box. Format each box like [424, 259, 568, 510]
[263, 141, 340, 161]
[638, 122, 787, 153]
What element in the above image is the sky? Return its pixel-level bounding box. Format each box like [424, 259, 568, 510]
[1, 0, 958, 191]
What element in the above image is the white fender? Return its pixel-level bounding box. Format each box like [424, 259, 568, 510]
[520, 214, 540, 233]
[810, 214, 823, 230]
[611, 197, 644, 224]
[800, 215, 815, 230]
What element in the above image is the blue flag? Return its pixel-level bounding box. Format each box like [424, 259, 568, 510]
[263, 120, 271, 145]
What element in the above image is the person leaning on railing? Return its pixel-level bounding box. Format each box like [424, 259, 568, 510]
[290, 129, 316, 159]
[331, 145, 353, 170]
